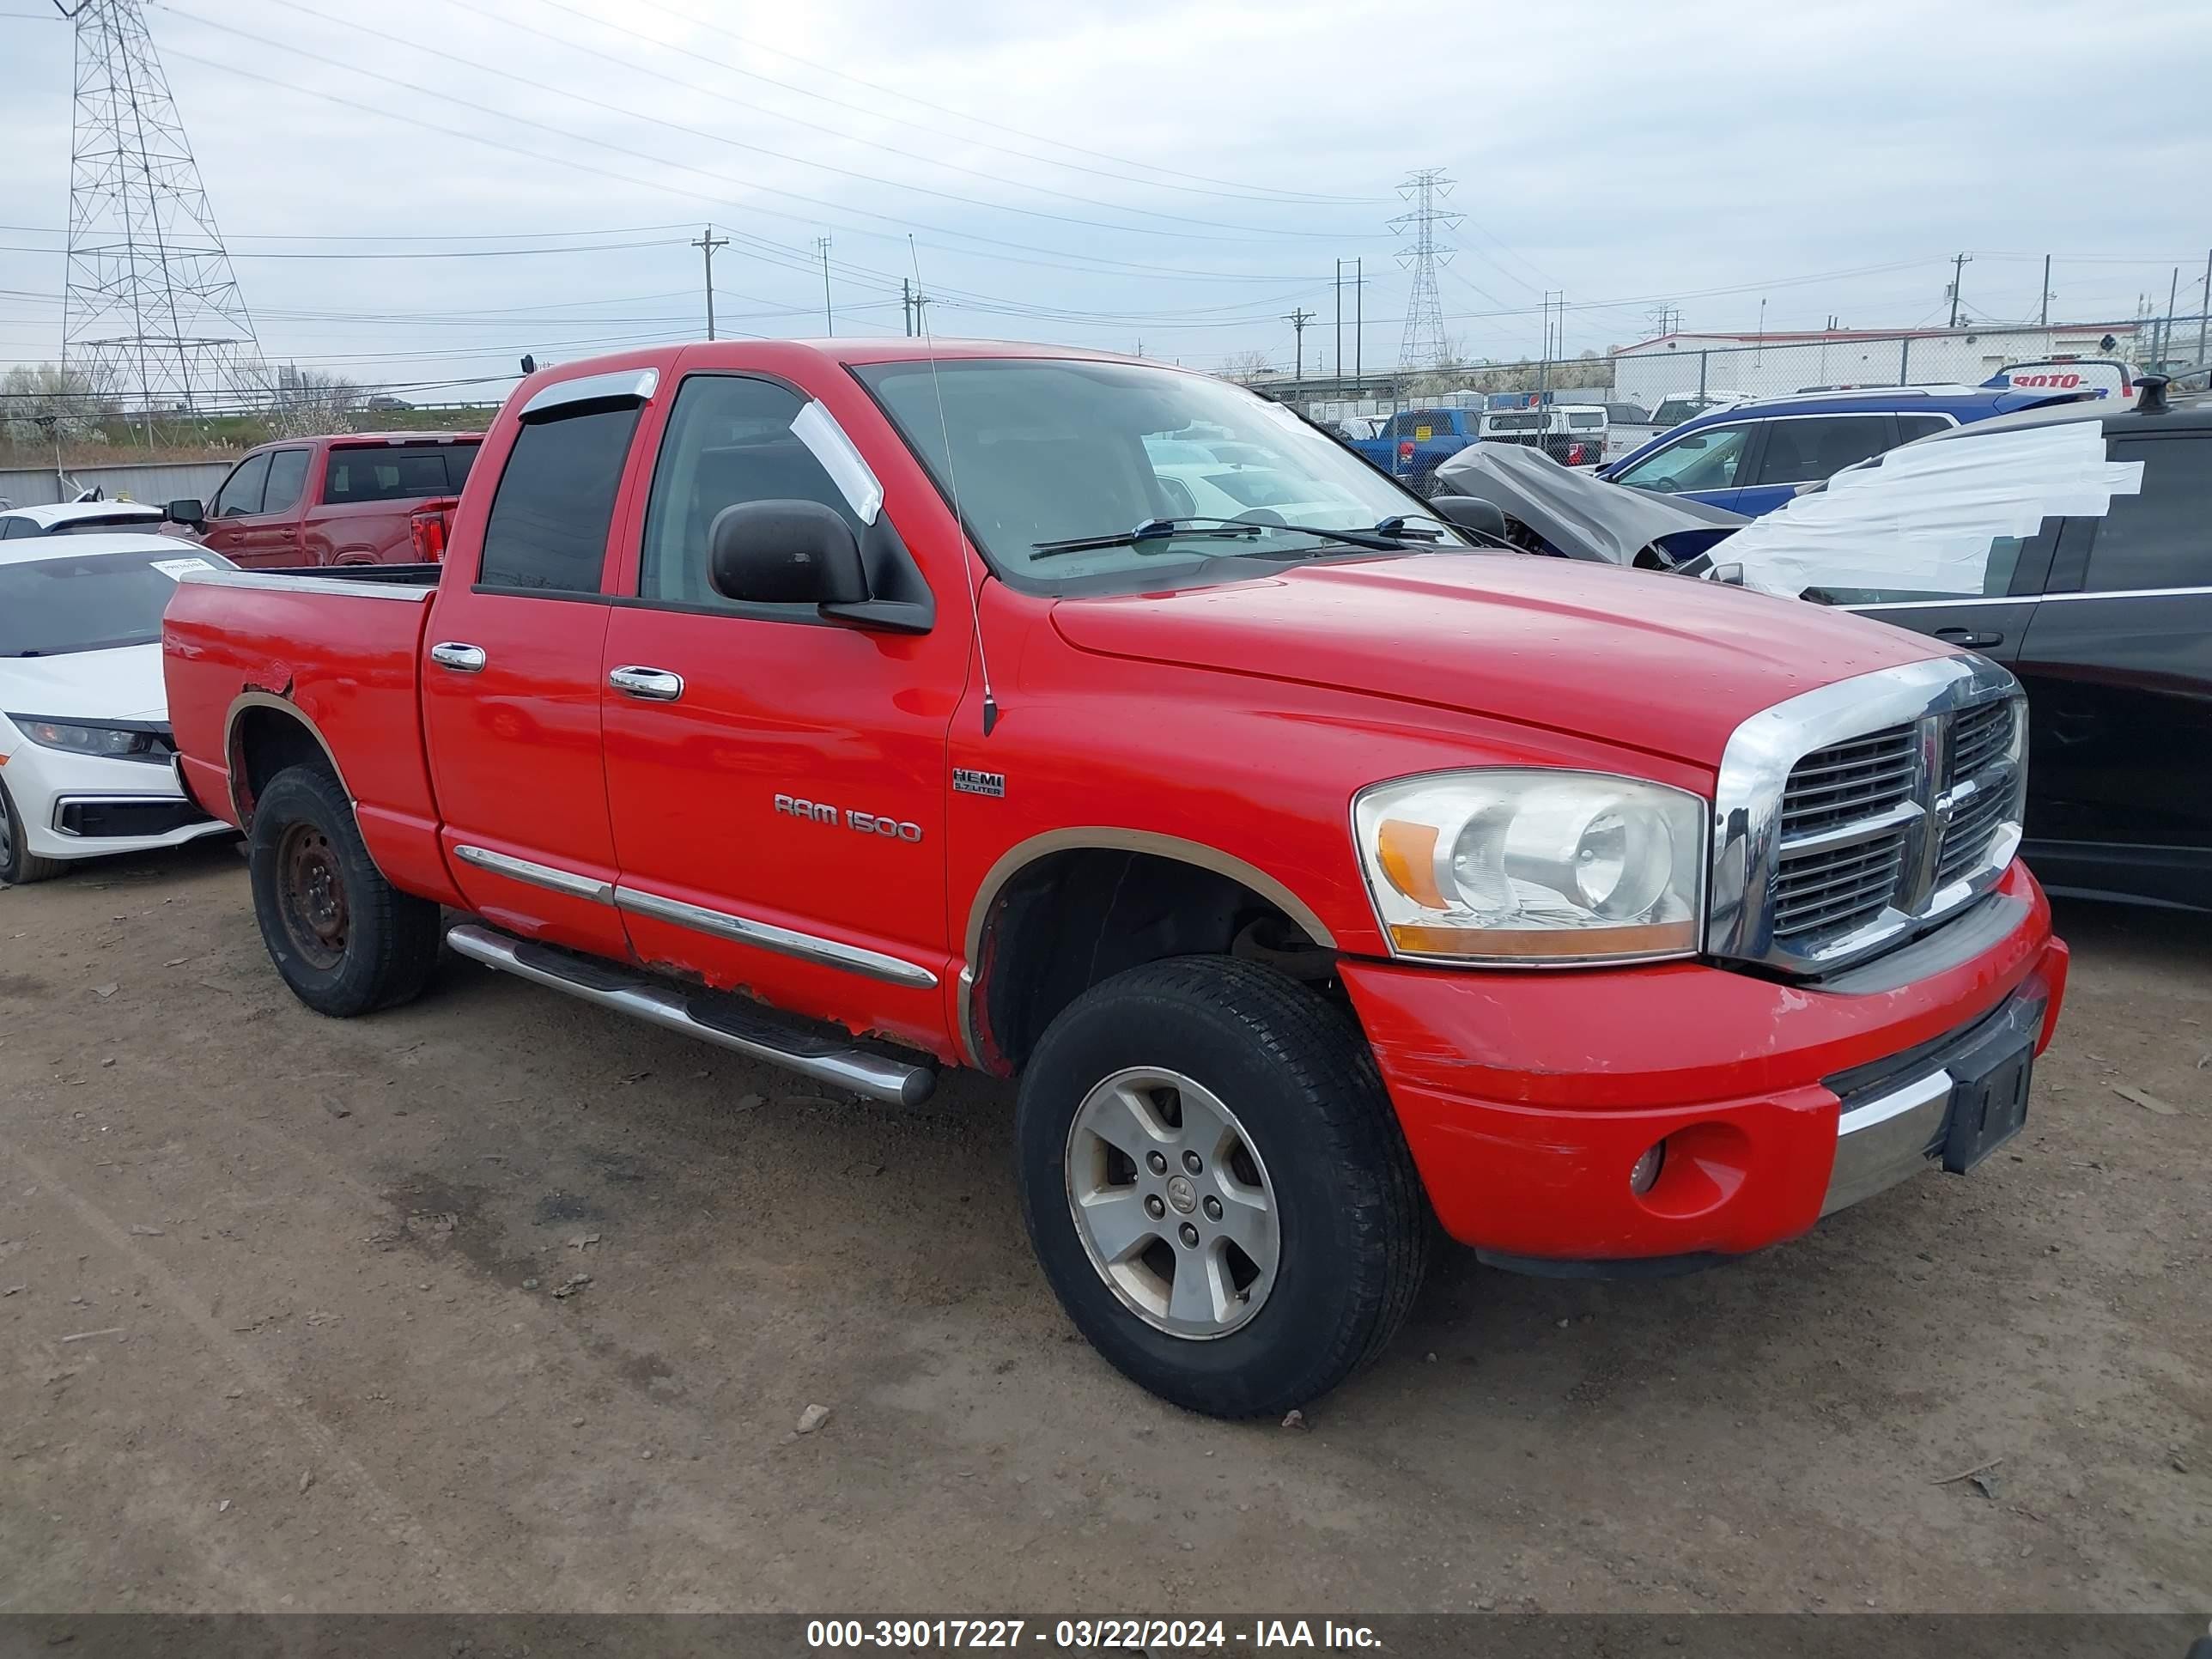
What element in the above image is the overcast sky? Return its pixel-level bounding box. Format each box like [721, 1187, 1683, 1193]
[2, 0, 2207, 404]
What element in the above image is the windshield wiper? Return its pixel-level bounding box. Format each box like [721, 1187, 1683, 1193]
[1030, 518, 1263, 559]
[1032, 514, 1420, 562]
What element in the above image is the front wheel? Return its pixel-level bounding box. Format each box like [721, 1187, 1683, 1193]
[1016, 957, 1428, 1418]
[0, 776, 66, 886]
[247, 763, 441, 1017]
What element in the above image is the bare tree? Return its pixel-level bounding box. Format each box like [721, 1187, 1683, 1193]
[1, 362, 118, 447]
[247, 363, 368, 438]
[1218, 349, 1274, 385]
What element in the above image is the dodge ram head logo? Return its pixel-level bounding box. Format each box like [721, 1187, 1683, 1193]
[774, 793, 923, 843]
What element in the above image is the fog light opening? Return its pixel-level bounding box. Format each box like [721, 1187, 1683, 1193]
[1629, 1140, 1667, 1196]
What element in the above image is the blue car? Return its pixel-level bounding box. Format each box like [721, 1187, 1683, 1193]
[1597, 385, 2091, 516]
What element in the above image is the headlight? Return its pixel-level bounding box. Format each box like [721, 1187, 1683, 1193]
[1352, 769, 1707, 963]
[8, 716, 167, 763]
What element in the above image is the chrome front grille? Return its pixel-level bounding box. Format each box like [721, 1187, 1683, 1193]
[1778, 725, 1917, 839]
[1771, 823, 1911, 940]
[1945, 699, 2013, 787]
[1709, 657, 2027, 975]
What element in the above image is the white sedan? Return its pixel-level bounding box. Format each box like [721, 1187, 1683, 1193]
[0, 532, 237, 884]
[0, 499, 196, 540]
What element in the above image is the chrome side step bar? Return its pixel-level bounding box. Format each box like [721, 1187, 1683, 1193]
[446, 924, 936, 1107]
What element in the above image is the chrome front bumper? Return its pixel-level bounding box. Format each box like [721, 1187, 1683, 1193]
[1817, 976, 2049, 1218]
[1821, 1068, 1954, 1216]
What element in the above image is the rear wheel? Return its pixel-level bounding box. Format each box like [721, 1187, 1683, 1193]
[0, 776, 66, 886]
[247, 763, 441, 1016]
[1016, 957, 1428, 1418]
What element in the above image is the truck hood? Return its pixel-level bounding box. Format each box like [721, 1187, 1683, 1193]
[0, 641, 170, 726]
[1047, 553, 1948, 768]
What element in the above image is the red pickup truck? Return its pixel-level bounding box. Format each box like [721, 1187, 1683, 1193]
[190, 431, 482, 568]
[162, 341, 2068, 1417]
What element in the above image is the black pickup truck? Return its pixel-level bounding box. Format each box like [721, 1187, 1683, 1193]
[1437, 377, 2212, 915]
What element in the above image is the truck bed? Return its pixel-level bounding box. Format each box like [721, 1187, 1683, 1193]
[163, 562, 453, 901]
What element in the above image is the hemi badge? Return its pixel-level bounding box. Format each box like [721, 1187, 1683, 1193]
[952, 769, 1006, 799]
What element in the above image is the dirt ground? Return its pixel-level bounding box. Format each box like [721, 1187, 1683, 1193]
[1, 838, 2204, 1616]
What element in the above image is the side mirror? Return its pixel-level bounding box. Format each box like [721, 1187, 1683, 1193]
[1712, 562, 1747, 586]
[708, 499, 869, 607]
[1431, 494, 1510, 540]
[166, 498, 206, 528]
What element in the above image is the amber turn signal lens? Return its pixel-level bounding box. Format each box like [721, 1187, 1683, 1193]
[1375, 819, 1443, 909]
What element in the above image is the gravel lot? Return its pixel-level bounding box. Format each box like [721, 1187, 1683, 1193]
[1, 839, 2205, 1615]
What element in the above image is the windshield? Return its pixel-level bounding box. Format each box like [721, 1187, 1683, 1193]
[856, 358, 1455, 586]
[0, 547, 228, 657]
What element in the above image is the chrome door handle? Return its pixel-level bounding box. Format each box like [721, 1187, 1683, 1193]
[429, 641, 486, 672]
[1933, 627, 2003, 649]
[609, 665, 684, 702]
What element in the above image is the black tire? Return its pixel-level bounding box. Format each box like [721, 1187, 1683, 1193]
[0, 776, 67, 886]
[247, 763, 441, 1017]
[1016, 957, 1429, 1418]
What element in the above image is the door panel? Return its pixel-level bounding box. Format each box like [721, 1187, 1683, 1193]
[2010, 434, 2212, 903]
[422, 398, 652, 957]
[1844, 597, 2036, 663]
[2014, 591, 2212, 884]
[597, 369, 963, 1053]
[425, 592, 624, 954]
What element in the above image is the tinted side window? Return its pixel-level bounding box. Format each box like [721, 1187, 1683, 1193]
[0, 518, 27, 539]
[477, 409, 640, 593]
[1897, 414, 1951, 442]
[1752, 416, 1891, 486]
[262, 448, 311, 514]
[638, 376, 859, 611]
[2083, 436, 2212, 592]
[214, 452, 271, 518]
[325, 444, 467, 504]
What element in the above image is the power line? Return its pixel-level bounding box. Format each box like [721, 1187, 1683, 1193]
[170, 3, 1358, 250]
[548, 0, 1371, 205]
[417, 0, 1370, 238]
[145, 40, 1323, 289]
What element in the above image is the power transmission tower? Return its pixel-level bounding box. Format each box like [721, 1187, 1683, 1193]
[56, 0, 264, 430]
[691, 225, 726, 340]
[1284, 307, 1315, 386]
[1388, 169, 1460, 370]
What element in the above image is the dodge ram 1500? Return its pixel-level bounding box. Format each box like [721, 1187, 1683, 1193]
[163, 339, 2068, 1417]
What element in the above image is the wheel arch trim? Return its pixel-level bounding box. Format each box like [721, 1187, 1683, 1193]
[957, 828, 1340, 1070]
[222, 691, 358, 828]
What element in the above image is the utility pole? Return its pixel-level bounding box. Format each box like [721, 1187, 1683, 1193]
[1948, 252, 1972, 328]
[691, 224, 726, 341]
[1354, 257, 1364, 386]
[817, 236, 834, 337]
[1285, 307, 1315, 386]
[1334, 258, 1343, 380]
[901, 277, 912, 337]
[2161, 265, 2179, 367]
[2198, 247, 2209, 363]
[2039, 252, 2051, 328]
